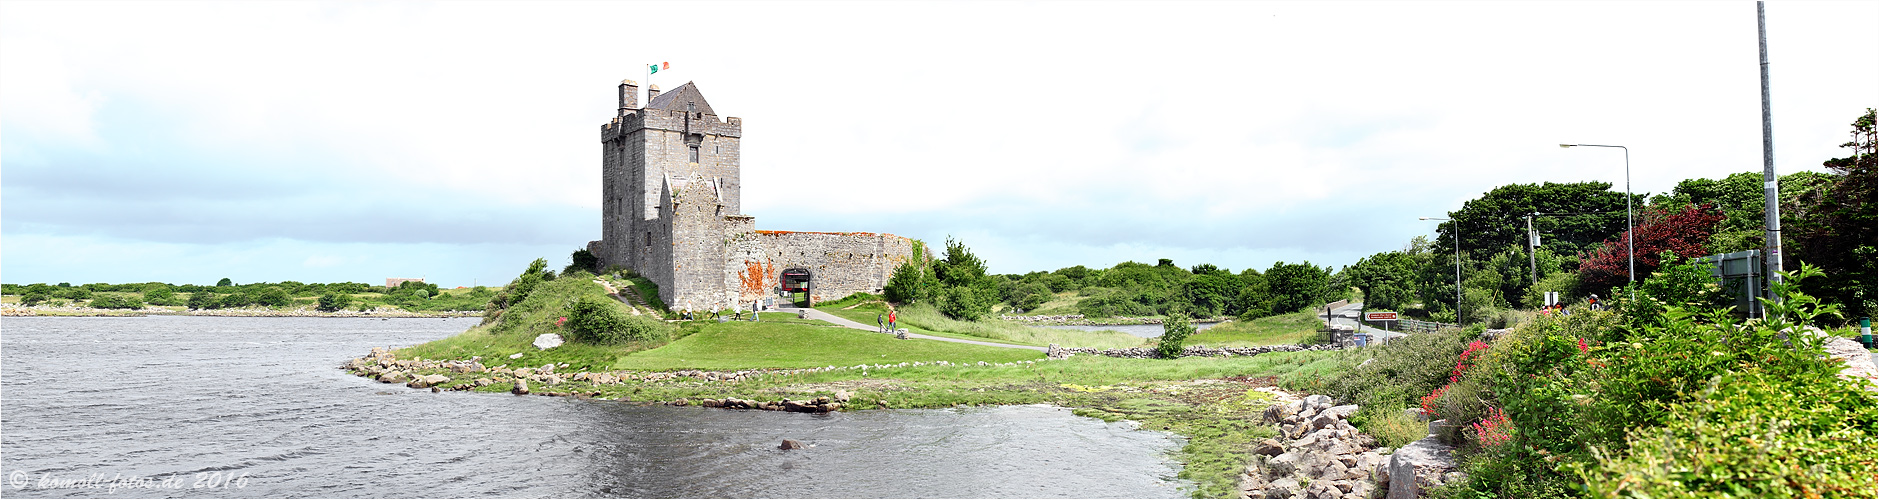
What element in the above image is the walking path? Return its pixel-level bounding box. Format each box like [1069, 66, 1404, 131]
[778, 307, 1049, 353]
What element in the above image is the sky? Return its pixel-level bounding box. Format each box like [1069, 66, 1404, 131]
[3, 1, 1875, 287]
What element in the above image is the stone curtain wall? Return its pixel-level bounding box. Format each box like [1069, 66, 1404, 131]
[750, 231, 915, 304]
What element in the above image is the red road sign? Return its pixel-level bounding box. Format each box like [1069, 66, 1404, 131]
[1365, 312, 1399, 321]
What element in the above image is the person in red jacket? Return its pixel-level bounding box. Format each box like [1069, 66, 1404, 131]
[888, 308, 898, 331]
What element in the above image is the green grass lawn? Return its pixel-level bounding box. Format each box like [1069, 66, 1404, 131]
[817, 302, 1143, 349]
[618, 320, 1043, 371]
[1186, 310, 1324, 346]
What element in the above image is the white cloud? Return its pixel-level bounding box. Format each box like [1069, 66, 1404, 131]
[3, 0, 1873, 283]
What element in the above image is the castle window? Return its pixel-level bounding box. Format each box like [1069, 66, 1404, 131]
[687, 101, 695, 112]
[646, 232, 652, 246]
[689, 145, 699, 163]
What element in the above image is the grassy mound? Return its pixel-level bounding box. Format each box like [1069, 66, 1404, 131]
[398, 272, 670, 371]
[1185, 310, 1324, 346]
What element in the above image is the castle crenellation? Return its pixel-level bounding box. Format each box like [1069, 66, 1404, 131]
[590, 79, 919, 312]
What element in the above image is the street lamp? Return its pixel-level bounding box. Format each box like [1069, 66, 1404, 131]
[1419, 217, 1463, 324]
[1560, 143, 1636, 300]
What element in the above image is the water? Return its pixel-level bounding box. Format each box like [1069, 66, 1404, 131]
[1039, 323, 1221, 338]
[0, 316, 1187, 498]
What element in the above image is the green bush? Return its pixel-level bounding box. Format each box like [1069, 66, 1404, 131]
[187, 292, 218, 310]
[317, 292, 352, 312]
[1438, 264, 1868, 499]
[565, 248, 600, 276]
[553, 292, 669, 346]
[21, 292, 50, 306]
[254, 287, 291, 307]
[1156, 313, 1194, 358]
[59, 287, 93, 301]
[142, 286, 180, 306]
[937, 284, 995, 321]
[89, 294, 144, 309]
[1575, 370, 1876, 498]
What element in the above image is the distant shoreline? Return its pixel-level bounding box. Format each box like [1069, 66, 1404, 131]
[0, 305, 480, 319]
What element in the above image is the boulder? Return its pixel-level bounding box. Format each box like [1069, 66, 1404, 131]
[1267, 452, 1301, 477]
[1324, 404, 1360, 420]
[778, 439, 805, 450]
[1388, 435, 1458, 499]
[407, 374, 450, 389]
[1304, 394, 1333, 409]
[1254, 438, 1286, 456]
[1263, 403, 1297, 424]
[512, 379, 530, 395]
[473, 378, 492, 387]
[1307, 481, 1341, 499]
[1264, 476, 1299, 499]
[377, 372, 406, 384]
[833, 390, 851, 402]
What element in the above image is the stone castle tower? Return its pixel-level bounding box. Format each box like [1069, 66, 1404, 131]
[590, 80, 919, 311]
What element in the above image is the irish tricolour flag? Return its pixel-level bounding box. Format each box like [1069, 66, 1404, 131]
[649, 62, 668, 73]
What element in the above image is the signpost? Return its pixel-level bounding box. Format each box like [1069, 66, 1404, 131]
[1364, 311, 1398, 333]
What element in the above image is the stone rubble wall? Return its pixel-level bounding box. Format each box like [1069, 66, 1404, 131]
[1241, 395, 1390, 499]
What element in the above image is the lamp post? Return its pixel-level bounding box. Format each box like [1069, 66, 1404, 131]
[1419, 217, 1463, 324]
[1560, 143, 1636, 300]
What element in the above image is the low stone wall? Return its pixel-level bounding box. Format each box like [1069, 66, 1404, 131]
[1046, 343, 1344, 360]
[1000, 314, 1234, 326]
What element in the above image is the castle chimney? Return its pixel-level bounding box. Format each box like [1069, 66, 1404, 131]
[618, 79, 639, 113]
[647, 84, 662, 103]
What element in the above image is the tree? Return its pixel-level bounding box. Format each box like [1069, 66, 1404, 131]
[21, 291, 50, 306]
[1157, 313, 1194, 359]
[216, 278, 233, 287]
[1438, 182, 1638, 263]
[316, 292, 352, 312]
[1787, 108, 1877, 318]
[1346, 251, 1419, 315]
[1265, 261, 1332, 315]
[929, 237, 998, 320]
[1578, 204, 1726, 295]
[1180, 273, 1240, 318]
[884, 261, 930, 304]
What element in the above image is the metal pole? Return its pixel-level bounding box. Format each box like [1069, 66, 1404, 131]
[1454, 229, 1462, 323]
[1527, 214, 1538, 286]
[1758, 1, 1785, 297]
[1623, 146, 1634, 301]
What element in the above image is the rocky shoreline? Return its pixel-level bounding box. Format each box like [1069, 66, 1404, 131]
[1047, 343, 1345, 359]
[343, 346, 1052, 411]
[1, 304, 478, 318]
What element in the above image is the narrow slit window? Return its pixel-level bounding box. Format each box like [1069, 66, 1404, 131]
[689, 145, 699, 163]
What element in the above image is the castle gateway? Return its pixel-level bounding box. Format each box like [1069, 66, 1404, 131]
[588, 80, 919, 311]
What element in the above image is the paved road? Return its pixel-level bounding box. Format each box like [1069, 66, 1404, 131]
[1321, 302, 1408, 345]
[777, 307, 1049, 353]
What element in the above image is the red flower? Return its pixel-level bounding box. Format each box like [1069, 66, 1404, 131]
[555, 316, 568, 327]
[1577, 337, 1589, 354]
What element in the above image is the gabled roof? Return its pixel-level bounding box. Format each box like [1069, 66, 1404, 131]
[646, 81, 716, 116]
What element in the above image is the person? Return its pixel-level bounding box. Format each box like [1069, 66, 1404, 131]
[888, 308, 898, 332]
[877, 312, 886, 332]
[1588, 294, 1601, 311]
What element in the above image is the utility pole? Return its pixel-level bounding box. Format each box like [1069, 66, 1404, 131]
[1527, 214, 1538, 286]
[1758, 1, 1785, 300]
